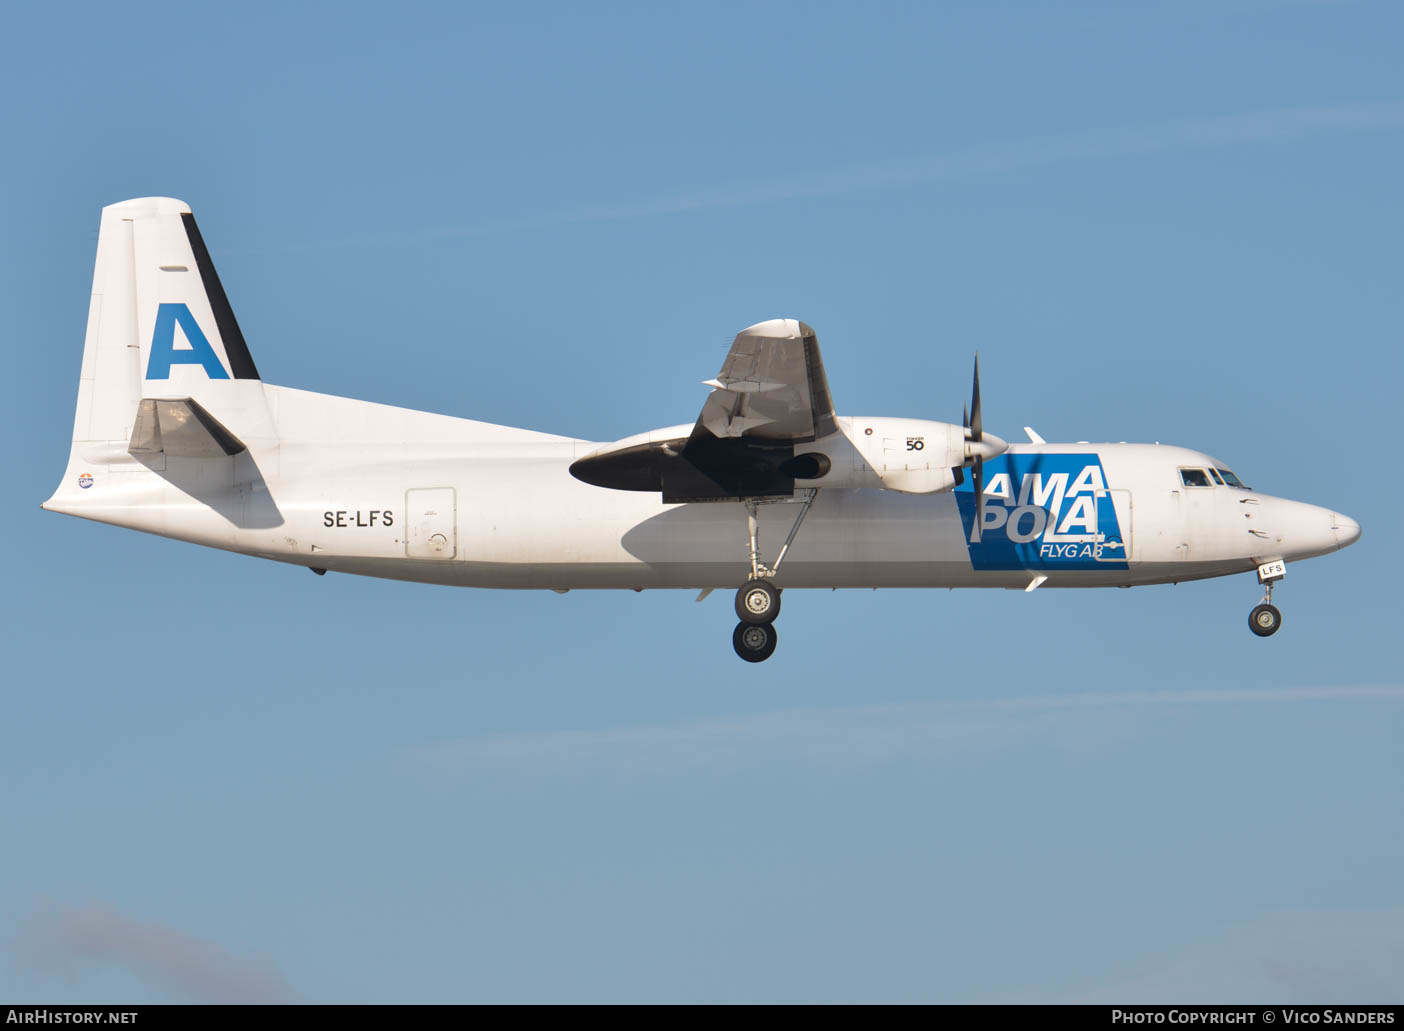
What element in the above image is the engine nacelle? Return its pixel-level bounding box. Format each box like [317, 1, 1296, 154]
[794, 418, 971, 495]
[569, 417, 1004, 499]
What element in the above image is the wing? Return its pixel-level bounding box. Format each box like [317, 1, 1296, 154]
[692, 319, 836, 443]
[569, 318, 839, 502]
[661, 319, 835, 501]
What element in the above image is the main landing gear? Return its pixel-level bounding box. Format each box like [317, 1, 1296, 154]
[733, 621, 778, 663]
[730, 490, 817, 663]
[736, 579, 781, 623]
[1248, 560, 1285, 638]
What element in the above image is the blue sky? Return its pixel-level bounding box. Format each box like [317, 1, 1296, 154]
[3, 0, 1401, 1003]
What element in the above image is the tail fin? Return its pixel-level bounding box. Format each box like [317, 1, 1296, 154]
[69, 196, 276, 449]
[45, 197, 278, 518]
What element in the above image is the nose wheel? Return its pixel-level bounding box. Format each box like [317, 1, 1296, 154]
[1249, 603, 1282, 637]
[1248, 563, 1284, 637]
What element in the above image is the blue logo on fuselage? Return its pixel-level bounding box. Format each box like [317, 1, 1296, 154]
[955, 453, 1128, 570]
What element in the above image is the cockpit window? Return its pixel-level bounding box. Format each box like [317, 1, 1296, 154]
[1208, 468, 1225, 485]
[1216, 468, 1248, 489]
[1180, 468, 1213, 487]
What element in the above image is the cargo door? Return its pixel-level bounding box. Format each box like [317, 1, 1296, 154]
[405, 487, 457, 559]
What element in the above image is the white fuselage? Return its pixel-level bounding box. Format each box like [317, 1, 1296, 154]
[44, 385, 1354, 592]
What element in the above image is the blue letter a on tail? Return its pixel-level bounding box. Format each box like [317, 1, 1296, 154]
[146, 303, 230, 380]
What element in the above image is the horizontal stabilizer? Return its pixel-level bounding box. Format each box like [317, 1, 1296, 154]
[129, 398, 247, 459]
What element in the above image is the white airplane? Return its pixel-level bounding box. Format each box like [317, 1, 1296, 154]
[44, 197, 1361, 662]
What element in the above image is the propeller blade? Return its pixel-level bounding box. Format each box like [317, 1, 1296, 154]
[970, 355, 983, 443]
[952, 465, 965, 487]
[972, 454, 984, 543]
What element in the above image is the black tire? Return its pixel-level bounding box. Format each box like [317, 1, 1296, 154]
[1249, 603, 1282, 637]
[732, 621, 779, 663]
[735, 579, 782, 624]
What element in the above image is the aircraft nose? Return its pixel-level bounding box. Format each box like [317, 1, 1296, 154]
[1331, 512, 1361, 549]
[1264, 499, 1345, 561]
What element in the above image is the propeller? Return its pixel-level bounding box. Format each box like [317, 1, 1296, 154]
[953, 406, 968, 488]
[954, 354, 1006, 542]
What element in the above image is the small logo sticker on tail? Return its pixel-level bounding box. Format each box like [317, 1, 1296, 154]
[145, 303, 231, 380]
[78, 473, 93, 489]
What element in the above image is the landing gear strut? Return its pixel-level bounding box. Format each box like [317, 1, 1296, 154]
[730, 489, 817, 662]
[1249, 562, 1284, 638]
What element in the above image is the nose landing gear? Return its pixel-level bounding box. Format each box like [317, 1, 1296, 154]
[1252, 598, 1286, 637]
[1249, 560, 1285, 638]
[1249, 600, 1282, 637]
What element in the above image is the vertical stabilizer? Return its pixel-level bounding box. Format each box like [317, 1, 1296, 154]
[69, 197, 276, 449]
[45, 198, 278, 521]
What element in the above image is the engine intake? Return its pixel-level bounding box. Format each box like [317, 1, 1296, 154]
[781, 452, 831, 480]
